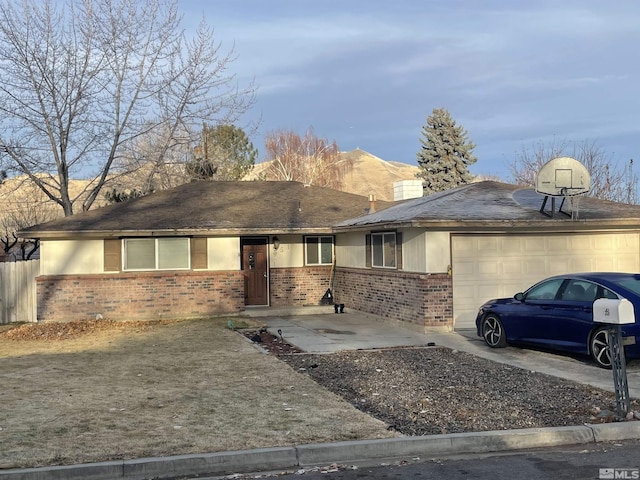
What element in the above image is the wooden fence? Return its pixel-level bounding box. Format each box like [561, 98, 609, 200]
[0, 260, 39, 324]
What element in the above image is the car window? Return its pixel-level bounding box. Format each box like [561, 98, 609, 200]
[560, 280, 598, 302]
[597, 286, 619, 300]
[611, 277, 640, 296]
[524, 278, 564, 300]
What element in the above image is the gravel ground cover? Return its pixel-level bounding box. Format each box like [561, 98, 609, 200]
[244, 329, 637, 435]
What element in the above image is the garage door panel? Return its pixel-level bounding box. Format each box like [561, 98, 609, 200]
[524, 259, 548, 275]
[452, 233, 640, 329]
[477, 237, 499, 253]
[548, 259, 572, 274]
[568, 236, 592, 250]
[593, 236, 616, 249]
[454, 261, 475, 276]
[478, 261, 499, 275]
[570, 257, 594, 271]
[523, 237, 546, 251]
[502, 238, 524, 254]
[547, 237, 570, 250]
[502, 260, 524, 275]
[607, 256, 638, 272]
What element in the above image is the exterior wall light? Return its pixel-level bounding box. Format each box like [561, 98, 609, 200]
[273, 236, 280, 250]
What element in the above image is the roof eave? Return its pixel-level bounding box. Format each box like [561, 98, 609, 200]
[332, 218, 640, 233]
[20, 226, 338, 239]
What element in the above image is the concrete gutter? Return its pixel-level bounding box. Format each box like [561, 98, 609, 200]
[1, 423, 639, 480]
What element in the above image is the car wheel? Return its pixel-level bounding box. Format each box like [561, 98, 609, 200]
[481, 314, 507, 348]
[590, 327, 613, 369]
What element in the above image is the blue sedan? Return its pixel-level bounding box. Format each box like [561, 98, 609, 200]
[475, 272, 640, 368]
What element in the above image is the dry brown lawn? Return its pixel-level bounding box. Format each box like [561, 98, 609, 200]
[0, 318, 396, 469]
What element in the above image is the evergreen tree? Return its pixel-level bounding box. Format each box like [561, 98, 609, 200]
[416, 108, 477, 195]
[187, 124, 258, 181]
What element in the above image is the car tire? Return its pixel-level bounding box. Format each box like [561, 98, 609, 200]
[590, 327, 614, 369]
[481, 314, 507, 348]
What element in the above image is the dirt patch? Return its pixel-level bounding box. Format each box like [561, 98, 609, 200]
[242, 328, 304, 355]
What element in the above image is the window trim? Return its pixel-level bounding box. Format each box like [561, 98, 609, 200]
[123, 237, 191, 271]
[304, 235, 334, 266]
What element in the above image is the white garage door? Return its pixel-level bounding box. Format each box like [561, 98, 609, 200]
[452, 232, 640, 329]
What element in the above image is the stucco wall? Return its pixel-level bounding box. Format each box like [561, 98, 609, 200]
[41, 240, 104, 275]
[269, 235, 304, 268]
[400, 229, 426, 272]
[425, 231, 450, 273]
[40, 234, 354, 274]
[336, 230, 451, 274]
[208, 237, 241, 270]
[333, 267, 453, 331]
[36, 270, 244, 322]
[335, 232, 366, 268]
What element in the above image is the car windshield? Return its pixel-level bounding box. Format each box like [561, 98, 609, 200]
[524, 278, 563, 300]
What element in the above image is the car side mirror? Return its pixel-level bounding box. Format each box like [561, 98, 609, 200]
[514, 292, 524, 301]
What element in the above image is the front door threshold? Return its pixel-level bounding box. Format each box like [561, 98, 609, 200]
[243, 305, 335, 317]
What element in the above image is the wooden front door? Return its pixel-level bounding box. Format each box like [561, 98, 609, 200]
[241, 239, 268, 306]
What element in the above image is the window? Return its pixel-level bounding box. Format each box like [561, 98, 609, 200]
[124, 238, 190, 271]
[371, 232, 396, 268]
[305, 236, 334, 265]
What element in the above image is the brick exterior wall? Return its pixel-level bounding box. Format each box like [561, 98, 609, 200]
[36, 271, 244, 322]
[333, 267, 453, 330]
[269, 266, 332, 306]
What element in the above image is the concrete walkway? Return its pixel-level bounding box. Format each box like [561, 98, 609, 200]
[2, 308, 639, 480]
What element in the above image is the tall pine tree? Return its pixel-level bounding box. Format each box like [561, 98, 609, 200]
[416, 108, 477, 195]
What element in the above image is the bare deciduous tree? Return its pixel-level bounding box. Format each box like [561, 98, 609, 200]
[263, 128, 352, 189]
[0, 200, 58, 260]
[0, 0, 255, 216]
[510, 138, 638, 204]
[104, 124, 192, 203]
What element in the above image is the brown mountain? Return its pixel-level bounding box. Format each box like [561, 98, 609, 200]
[247, 148, 420, 201]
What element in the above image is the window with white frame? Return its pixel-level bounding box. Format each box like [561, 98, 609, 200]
[371, 232, 396, 268]
[305, 236, 334, 265]
[123, 238, 190, 271]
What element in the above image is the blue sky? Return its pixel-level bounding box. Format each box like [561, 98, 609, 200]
[179, 0, 640, 180]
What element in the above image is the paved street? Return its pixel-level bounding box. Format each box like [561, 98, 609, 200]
[238, 440, 640, 480]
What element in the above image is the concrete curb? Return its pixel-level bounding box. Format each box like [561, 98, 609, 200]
[1, 423, 638, 480]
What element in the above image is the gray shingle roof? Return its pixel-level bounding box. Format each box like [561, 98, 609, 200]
[21, 181, 390, 238]
[21, 180, 640, 238]
[335, 181, 640, 230]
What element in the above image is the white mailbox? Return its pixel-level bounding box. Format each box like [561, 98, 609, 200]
[593, 298, 635, 325]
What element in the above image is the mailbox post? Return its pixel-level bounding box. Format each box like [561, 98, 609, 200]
[593, 298, 634, 417]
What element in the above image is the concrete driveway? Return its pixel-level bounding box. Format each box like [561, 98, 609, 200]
[249, 307, 640, 399]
